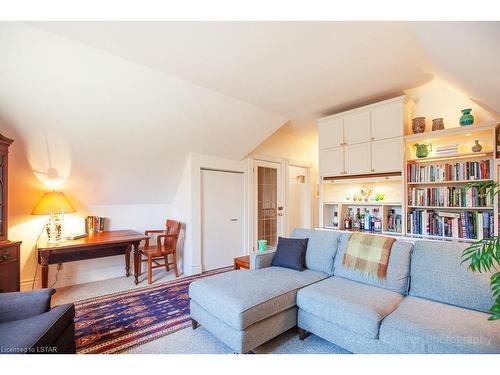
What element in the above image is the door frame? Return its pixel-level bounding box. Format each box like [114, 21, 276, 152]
[201, 168, 245, 272]
[252, 158, 284, 251]
[250, 156, 312, 251]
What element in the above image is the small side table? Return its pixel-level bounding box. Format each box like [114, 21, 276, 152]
[234, 255, 250, 270]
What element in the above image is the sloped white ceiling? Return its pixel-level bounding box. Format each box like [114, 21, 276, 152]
[27, 21, 435, 125]
[0, 22, 287, 204]
[411, 22, 500, 116]
[1, 21, 498, 205]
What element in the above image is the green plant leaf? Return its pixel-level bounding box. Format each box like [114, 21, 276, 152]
[487, 273, 500, 320]
[462, 180, 500, 321]
[462, 237, 498, 273]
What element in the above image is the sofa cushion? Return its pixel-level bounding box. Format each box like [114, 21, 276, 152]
[189, 267, 328, 330]
[296, 276, 404, 339]
[291, 228, 340, 275]
[333, 233, 413, 294]
[0, 304, 75, 353]
[271, 237, 308, 271]
[379, 296, 500, 353]
[409, 240, 493, 312]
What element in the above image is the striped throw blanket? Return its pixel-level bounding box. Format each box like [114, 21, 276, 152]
[343, 233, 395, 280]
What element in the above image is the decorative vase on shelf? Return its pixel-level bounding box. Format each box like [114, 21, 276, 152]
[472, 140, 483, 153]
[257, 239, 267, 252]
[432, 118, 444, 131]
[415, 143, 432, 158]
[460, 108, 474, 126]
[412, 117, 426, 134]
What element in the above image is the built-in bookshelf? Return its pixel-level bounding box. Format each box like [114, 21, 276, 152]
[317, 94, 500, 243]
[319, 116, 500, 242]
[404, 122, 499, 242]
[322, 173, 404, 235]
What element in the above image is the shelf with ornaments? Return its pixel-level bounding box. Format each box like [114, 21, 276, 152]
[405, 120, 500, 240]
[321, 174, 403, 234]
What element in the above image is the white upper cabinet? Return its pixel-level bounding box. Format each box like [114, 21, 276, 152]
[371, 102, 404, 140]
[318, 96, 406, 177]
[372, 138, 403, 173]
[345, 143, 371, 174]
[343, 110, 371, 145]
[319, 148, 344, 176]
[319, 117, 344, 149]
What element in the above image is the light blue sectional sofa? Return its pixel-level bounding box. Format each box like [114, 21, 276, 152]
[189, 228, 500, 353]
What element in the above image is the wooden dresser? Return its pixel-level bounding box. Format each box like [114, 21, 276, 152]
[0, 241, 21, 292]
[0, 134, 22, 292]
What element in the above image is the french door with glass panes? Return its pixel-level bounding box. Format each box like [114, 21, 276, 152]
[253, 160, 284, 250]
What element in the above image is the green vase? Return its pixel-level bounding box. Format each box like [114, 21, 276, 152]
[460, 108, 474, 126]
[415, 143, 432, 158]
[257, 239, 267, 252]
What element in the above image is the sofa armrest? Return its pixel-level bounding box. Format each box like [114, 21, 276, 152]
[0, 289, 55, 323]
[0, 303, 75, 354]
[250, 250, 276, 270]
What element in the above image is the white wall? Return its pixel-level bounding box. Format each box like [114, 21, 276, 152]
[288, 165, 310, 234]
[172, 152, 250, 276]
[404, 78, 498, 131]
[1, 22, 286, 288]
[16, 204, 172, 290]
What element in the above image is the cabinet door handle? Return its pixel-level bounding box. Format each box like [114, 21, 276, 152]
[371, 137, 375, 141]
[0, 253, 11, 261]
[371, 169, 375, 172]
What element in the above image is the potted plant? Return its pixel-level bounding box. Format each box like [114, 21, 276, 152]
[462, 181, 500, 320]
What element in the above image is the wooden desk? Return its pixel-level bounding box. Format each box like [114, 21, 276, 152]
[234, 255, 250, 270]
[37, 230, 149, 288]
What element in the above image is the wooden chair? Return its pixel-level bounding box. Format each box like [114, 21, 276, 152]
[139, 219, 181, 284]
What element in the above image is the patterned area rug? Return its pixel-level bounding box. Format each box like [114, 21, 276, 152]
[74, 267, 233, 354]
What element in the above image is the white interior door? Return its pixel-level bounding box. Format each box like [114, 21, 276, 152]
[201, 169, 244, 271]
[254, 160, 284, 250]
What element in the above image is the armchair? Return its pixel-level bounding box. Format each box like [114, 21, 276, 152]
[0, 289, 75, 354]
[139, 219, 181, 284]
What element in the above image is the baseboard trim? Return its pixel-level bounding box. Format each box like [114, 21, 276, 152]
[21, 264, 127, 290]
[20, 278, 41, 291]
[189, 264, 202, 276]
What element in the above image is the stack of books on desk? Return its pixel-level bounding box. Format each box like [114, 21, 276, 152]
[85, 216, 106, 233]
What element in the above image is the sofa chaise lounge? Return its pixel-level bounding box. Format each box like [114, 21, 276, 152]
[189, 228, 500, 353]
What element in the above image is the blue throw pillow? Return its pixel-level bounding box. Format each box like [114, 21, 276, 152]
[271, 237, 309, 271]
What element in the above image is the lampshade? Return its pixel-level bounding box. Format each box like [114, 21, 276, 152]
[31, 191, 76, 215]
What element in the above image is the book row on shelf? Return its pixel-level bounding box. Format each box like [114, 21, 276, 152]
[407, 209, 494, 240]
[406, 159, 491, 183]
[408, 186, 490, 208]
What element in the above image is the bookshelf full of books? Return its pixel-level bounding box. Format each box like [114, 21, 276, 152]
[405, 122, 499, 242]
